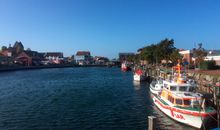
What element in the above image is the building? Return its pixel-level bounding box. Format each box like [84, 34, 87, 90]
[94, 56, 109, 65]
[75, 51, 92, 65]
[0, 47, 14, 66]
[179, 50, 192, 65]
[44, 52, 64, 64]
[205, 50, 220, 65]
[16, 51, 44, 66]
[179, 49, 220, 66]
[0, 50, 12, 57]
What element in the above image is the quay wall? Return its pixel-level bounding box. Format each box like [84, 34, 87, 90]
[187, 71, 220, 94]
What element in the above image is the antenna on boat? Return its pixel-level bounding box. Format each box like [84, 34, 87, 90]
[176, 59, 182, 84]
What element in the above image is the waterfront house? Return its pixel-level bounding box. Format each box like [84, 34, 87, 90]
[44, 52, 64, 64]
[94, 56, 109, 65]
[0, 54, 12, 66]
[0, 49, 14, 66]
[0, 49, 13, 57]
[16, 51, 43, 66]
[75, 51, 93, 65]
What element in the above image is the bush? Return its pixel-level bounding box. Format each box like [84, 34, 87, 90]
[200, 60, 216, 70]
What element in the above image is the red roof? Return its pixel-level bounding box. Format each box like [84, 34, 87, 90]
[76, 51, 90, 56]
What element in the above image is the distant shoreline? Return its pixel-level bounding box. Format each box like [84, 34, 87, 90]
[0, 64, 109, 72]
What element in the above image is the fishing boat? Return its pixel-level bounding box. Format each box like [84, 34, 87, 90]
[151, 63, 216, 129]
[121, 62, 131, 71]
[150, 78, 163, 95]
[133, 69, 146, 81]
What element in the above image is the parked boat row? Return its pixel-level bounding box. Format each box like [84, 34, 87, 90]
[121, 61, 217, 128]
[149, 63, 217, 129]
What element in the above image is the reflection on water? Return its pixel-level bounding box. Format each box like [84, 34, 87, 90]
[133, 81, 141, 90]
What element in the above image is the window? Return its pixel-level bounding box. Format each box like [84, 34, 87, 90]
[184, 99, 190, 105]
[191, 100, 200, 106]
[176, 99, 183, 105]
[171, 97, 174, 103]
[168, 95, 172, 102]
[170, 86, 177, 91]
[168, 95, 174, 103]
[164, 84, 168, 89]
[189, 87, 196, 92]
[179, 86, 187, 91]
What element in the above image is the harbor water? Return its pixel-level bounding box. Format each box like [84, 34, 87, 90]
[0, 67, 194, 129]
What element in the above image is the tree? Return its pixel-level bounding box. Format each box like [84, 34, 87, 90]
[157, 38, 175, 62]
[169, 49, 182, 65]
[139, 44, 157, 64]
[26, 48, 32, 51]
[138, 38, 181, 66]
[1, 46, 7, 51]
[192, 43, 207, 68]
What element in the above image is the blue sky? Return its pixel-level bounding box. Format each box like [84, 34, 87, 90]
[0, 0, 220, 59]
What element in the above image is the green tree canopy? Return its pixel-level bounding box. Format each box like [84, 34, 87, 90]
[1, 46, 7, 51]
[169, 49, 182, 65]
[192, 43, 207, 68]
[139, 38, 179, 65]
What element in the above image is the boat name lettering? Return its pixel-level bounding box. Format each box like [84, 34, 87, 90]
[170, 109, 185, 120]
[173, 113, 185, 120]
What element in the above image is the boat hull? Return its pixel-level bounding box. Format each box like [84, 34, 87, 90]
[121, 66, 131, 71]
[149, 81, 163, 95]
[150, 85, 161, 95]
[152, 94, 214, 129]
[133, 74, 146, 81]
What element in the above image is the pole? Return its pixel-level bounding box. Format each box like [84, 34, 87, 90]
[216, 82, 220, 128]
[148, 116, 156, 130]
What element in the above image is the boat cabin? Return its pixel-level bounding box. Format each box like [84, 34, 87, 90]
[163, 81, 196, 93]
[161, 81, 202, 108]
[167, 92, 202, 106]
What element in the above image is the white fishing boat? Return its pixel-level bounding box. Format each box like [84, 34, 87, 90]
[121, 62, 131, 71]
[133, 69, 146, 81]
[152, 63, 216, 129]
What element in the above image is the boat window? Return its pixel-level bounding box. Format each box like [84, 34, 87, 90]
[170, 86, 177, 91]
[190, 100, 200, 107]
[176, 99, 183, 105]
[189, 87, 196, 92]
[168, 95, 171, 102]
[179, 86, 187, 92]
[168, 95, 174, 103]
[164, 84, 168, 89]
[171, 97, 174, 103]
[184, 99, 190, 105]
[184, 93, 192, 96]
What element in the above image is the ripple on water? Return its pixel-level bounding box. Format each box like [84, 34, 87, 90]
[0, 67, 195, 130]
